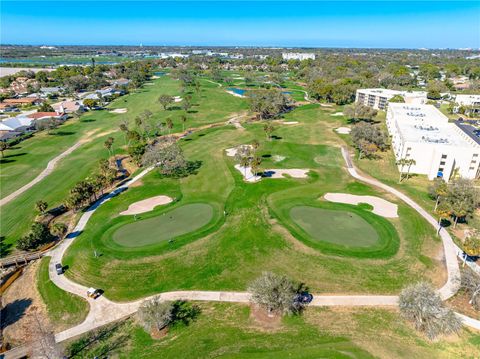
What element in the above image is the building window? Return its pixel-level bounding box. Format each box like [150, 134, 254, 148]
[441, 154, 447, 159]
[440, 161, 446, 165]
[470, 167, 475, 170]
[473, 154, 479, 157]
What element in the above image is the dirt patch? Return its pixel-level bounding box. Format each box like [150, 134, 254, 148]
[447, 292, 479, 319]
[150, 326, 169, 339]
[249, 304, 282, 330]
[1, 261, 53, 348]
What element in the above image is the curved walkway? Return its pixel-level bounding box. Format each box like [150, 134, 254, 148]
[0, 140, 85, 206]
[44, 146, 480, 344]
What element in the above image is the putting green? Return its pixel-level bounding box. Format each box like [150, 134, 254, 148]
[112, 203, 214, 248]
[290, 206, 379, 248]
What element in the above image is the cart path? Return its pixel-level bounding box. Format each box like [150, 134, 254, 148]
[43, 147, 480, 344]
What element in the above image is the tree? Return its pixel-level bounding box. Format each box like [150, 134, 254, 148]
[38, 102, 55, 112]
[263, 122, 275, 140]
[428, 178, 449, 211]
[396, 158, 416, 182]
[251, 139, 260, 154]
[158, 94, 174, 110]
[398, 282, 462, 340]
[351, 122, 387, 158]
[463, 231, 480, 257]
[250, 156, 262, 177]
[137, 298, 174, 333]
[137, 298, 200, 335]
[248, 89, 292, 120]
[166, 118, 174, 134]
[435, 202, 451, 229]
[445, 178, 479, 227]
[182, 95, 192, 112]
[234, 145, 253, 177]
[104, 137, 114, 157]
[83, 98, 98, 109]
[389, 94, 405, 103]
[0, 141, 8, 157]
[180, 114, 188, 132]
[248, 272, 305, 316]
[142, 140, 188, 176]
[51, 222, 68, 238]
[35, 200, 48, 214]
[16, 222, 54, 251]
[343, 103, 378, 122]
[459, 269, 480, 311]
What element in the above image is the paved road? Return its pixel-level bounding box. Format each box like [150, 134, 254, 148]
[39, 146, 480, 346]
[0, 140, 85, 206]
[340, 147, 460, 300]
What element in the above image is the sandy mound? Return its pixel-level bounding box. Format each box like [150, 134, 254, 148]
[263, 169, 309, 179]
[109, 108, 128, 114]
[331, 112, 344, 116]
[324, 193, 398, 218]
[282, 121, 299, 125]
[335, 127, 351, 134]
[120, 195, 173, 215]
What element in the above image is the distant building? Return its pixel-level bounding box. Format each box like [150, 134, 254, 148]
[53, 100, 84, 114]
[3, 97, 42, 106]
[356, 88, 427, 111]
[454, 94, 480, 116]
[40, 86, 64, 97]
[386, 103, 480, 181]
[0, 116, 34, 134]
[282, 52, 316, 61]
[27, 111, 67, 121]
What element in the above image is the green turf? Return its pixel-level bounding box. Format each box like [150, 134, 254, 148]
[111, 203, 214, 247]
[36, 257, 88, 330]
[290, 205, 379, 248]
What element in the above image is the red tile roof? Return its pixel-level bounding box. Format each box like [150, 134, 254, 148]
[27, 112, 63, 119]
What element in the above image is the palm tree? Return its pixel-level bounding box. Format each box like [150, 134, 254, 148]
[435, 202, 451, 233]
[180, 114, 187, 132]
[0, 142, 8, 158]
[51, 222, 67, 238]
[433, 180, 448, 211]
[396, 158, 408, 183]
[251, 139, 260, 154]
[35, 200, 48, 215]
[239, 156, 250, 177]
[251, 156, 262, 177]
[166, 118, 174, 134]
[263, 122, 275, 141]
[405, 159, 416, 180]
[104, 137, 114, 157]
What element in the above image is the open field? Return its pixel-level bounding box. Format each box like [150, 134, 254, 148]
[37, 257, 89, 330]
[63, 302, 480, 358]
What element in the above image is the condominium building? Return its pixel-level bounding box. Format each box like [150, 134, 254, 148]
[282, 52, 316, 61]
[454, 94, 480, 116]
[356, 88, 427, 111]
[386, 103, 480, 181]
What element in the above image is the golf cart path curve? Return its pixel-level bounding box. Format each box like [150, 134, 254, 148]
[47, 148, 480, 344]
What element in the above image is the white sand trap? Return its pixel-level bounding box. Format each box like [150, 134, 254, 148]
[234, 164, 261, 182]
[226, 90, 245, 98]
[109, 108, 128, 114]
[263, 169, 309, 179]
[331, 112, 344, 116]
[335, 127, 351, 134]
[324, 193, 398, 218]
[320, 103, 334, 107]
[282, 121, 299, 125]
[174, 96, 182, 102]
[120, 195, 173, 215]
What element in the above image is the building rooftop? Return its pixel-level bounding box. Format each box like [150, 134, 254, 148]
[358, 88, 427, 98]
[455, 94, 480, 106]
[388, 103, 471, 147]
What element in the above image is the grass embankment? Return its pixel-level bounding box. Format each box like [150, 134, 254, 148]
[37, 257, 88, 330]
[64, 302, 480, 359]
[0, 74, 247, 252]
[63, 104, 443, 301]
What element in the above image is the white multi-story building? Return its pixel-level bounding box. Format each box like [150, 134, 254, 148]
[386, 103, 480, 181]
[356, 88, 427, 111]
[282, 52, 316, 61]
[454, 94, 480, 115]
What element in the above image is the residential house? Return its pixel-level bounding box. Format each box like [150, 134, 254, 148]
[3, 97, 42, 106]
[53, 100, 84, 114]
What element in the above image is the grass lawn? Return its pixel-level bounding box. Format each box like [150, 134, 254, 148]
[111, 203, 214, 248]
[63, 302, 480, 359]
[62, 103, 444, 301]
[290, 205, 379, 247]
[0, 74, 247, 253]
[36, 257, 89, 331]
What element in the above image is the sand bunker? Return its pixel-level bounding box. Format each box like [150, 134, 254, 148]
[331, 112, 344, 116]
[272, 155, 286, 162]
[323, 193, 398, 218]
[225, 145, 252, 157]
[174, 96, 182, 102]
[282, 121, 299, 125]
[335, 127, 351, 134]
[120, 195, 173, 215]
[263, 169, 309, 179]
[234, 164, 261, 182]
[109, 108, 128, 114]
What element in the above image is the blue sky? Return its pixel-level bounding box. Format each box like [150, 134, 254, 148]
[1, 1, 479, 48]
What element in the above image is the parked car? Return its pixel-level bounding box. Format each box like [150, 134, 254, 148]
[294, 292, 313, 304]
[55, 263, 63, 275]
[87, 287, 102, 299]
